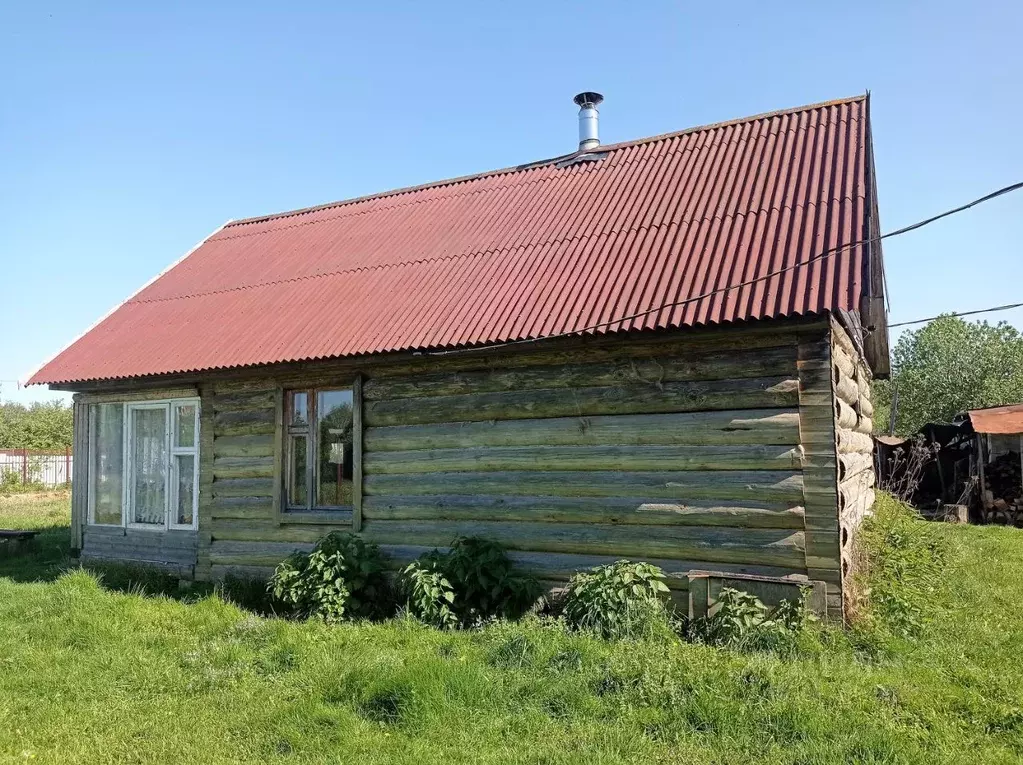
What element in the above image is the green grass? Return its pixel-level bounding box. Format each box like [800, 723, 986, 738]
[1, 494, 1022, 763]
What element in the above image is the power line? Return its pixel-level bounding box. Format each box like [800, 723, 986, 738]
[426, 180, 1023, 356]
[889, 301, 1023, 328]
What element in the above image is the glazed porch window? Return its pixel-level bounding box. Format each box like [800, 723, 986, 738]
[285, 388, 354, 510]
[87, 399, 200, 530]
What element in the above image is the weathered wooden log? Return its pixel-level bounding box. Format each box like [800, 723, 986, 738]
[837, 429, 873, 454]
[212, 477, 275, 498]
[834, 374, 859, 407]
[214, 409, 275, 437]
[854, 415, 874, 435]
[211, 495, 275, 521]
[364, 376, 800, 427]
[212, 390, 276, 413]
[831, 344, 856, 381]
[364, 469, 804, 502]
[212, 456, 275, 480]
[364, 444, 803, 475]
[356, 519, 807, 568]
[857, 395, 874, 418]
[838, 453, 873, 483]
[363, 346, 797, 400]
[207, 542, 804, 588]
[364, 409, 801, 452]
[363, 494, 805, 528]
[835, 398, 858, 430]
[213, 434, 275, 458]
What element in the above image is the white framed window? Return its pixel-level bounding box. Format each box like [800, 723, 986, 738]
[87, 398, 200, 531]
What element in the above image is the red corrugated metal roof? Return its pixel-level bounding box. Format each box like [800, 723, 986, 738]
[30, 95, 877, 386]
[969, 405, 1023, 435]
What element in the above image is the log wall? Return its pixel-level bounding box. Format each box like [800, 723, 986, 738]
[69, 319, 868, 616]
[196, 325, 828, 598]
[830, 317, 876, 604]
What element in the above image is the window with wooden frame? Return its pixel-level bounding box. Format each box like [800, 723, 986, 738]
[86, 398, 200, 530]
[285, 388, 355, 512]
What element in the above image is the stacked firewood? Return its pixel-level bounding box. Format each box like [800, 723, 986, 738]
[983, 451, 1022, 525]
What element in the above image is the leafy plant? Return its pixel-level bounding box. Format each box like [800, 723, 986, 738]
[397, 558, 457, 629]
[562, 560, 671, 640]
[855, 493, 948, 638]
[679, 587, 813, 651]
[268, 532, 390, 623]
[439, 537, 540, 625]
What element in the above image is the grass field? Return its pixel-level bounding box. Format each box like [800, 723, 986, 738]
[1, 493, 1022, 763]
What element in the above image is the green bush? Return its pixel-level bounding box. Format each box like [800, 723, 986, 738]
[397, 558, 457, 630]
[268, 532, 390, 623]
[562, 560, 671, 640]
[438, 537, 540, 625]
[679, 587, 813, 652]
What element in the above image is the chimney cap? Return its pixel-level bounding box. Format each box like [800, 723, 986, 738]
[574, 91, 604, 108]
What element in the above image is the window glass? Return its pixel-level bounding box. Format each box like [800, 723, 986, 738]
[90, 404, 124, 525]
[174, 403, 196, 448]
[131, 407, 167, 525]
[290, 392, 309, 427]
[175, 454, 195, 526]
[288, 435, 308, 507]
[316, 389, 354, 507]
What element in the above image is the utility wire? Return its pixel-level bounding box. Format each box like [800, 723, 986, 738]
[426, 180, 1023, 356]
[889, 301, 1023, 328]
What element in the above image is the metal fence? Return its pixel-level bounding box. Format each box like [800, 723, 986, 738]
[0, 449, 73, 487]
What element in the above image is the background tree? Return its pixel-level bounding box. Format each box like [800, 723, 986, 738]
[0, 401, 74, 449]
[874, 316, 1023, 435]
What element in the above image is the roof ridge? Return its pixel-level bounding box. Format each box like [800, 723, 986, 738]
[225, 94, 866, 229]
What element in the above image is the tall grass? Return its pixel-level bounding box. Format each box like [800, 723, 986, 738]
[1, 493, 1022, 763]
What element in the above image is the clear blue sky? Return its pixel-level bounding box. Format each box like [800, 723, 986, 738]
[2, 1, 1021, 405]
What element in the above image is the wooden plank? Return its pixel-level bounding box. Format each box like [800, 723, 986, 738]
[362, 346, 798, 400]
[70, 400, 88, 551]
[363, 494, 805, 527]
[213, 435, 275, 458]
[352, 374, 363, 533]
[364, 444, 803, 475]
[355, 519, 807, 568]
[364, 470, 804, 502]
[365, 409, 801, 452]
[271, 387, 284, 524]
[365, 376, 800, 427]
[212, 456, 275, 480]
[197, 385, 215, 574]
[76, 387, 198, 404]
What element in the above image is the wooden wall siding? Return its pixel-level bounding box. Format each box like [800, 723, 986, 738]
[70, 398, 89, 552]
[796, 334, 844, 620]
[830, 318, 876, 594]
[81, 526, 197, 577]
